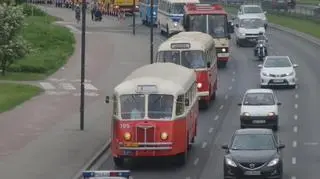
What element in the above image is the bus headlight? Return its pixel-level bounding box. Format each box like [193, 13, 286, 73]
[173, 22, 178, 26]
[197, 83, 202, 88]
[222, 48, 226, 52]
[160, 132, 168, 140]
[123, 132, 131, 141]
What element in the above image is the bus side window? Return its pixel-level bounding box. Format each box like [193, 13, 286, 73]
[176, 95, 184, 116]
[113, 95, 118, 115]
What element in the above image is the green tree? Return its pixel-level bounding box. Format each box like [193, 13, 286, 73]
[0, 3, 29, 76]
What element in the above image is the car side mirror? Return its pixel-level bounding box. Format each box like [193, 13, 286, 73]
[278, 144, 285, 149]
[235, 24, 239, 28]
[293, 64, 299, 68]
[258, 64, 263, 68]
[237, 102, 242, 106]
[105, 96, 110, 103]
[207, 61, 211, 68]
[221, 144, 229, 150]
[185, 98, 190, 106]
[277, 102, 282, 105]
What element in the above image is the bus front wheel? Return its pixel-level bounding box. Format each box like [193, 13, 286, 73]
[113, 156, 124, 168]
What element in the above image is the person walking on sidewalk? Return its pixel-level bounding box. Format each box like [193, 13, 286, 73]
[90, 2, 97, 20]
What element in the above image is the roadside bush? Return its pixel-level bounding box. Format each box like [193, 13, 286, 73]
[22, 3, 47, 16]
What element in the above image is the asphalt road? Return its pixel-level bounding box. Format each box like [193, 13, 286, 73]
[94, 15, 320, 179]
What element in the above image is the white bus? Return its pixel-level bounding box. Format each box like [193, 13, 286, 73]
[157, 0, 199, 37]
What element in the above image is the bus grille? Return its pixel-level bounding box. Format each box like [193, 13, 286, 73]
[136, 126, 155, 143]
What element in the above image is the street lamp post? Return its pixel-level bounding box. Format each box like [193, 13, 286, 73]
[150, 0, 154, 64]
[80, 0, 86, 130]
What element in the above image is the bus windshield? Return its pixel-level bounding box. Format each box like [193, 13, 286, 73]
[187, 14, 228, 38]
[171, 3, 185, 14]
[157, 51, 180, 64]
[181, 50, 206, 69]
[208, 14, 228, 38]
[148, 94, 174, 119]
[120, 94, 145, 119]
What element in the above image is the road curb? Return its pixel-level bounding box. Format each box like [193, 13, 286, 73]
[73, 139, 111, 179]
[269, 23, 320, 47]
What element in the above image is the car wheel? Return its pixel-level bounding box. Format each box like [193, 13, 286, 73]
[273, 125, 278, 131]
[260, 84, 266, 88]
[113, 156, 124, 168]
[289, 84, 296, 89]
[240, 124, 245, 128]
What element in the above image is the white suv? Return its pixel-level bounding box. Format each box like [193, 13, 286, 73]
[238, 89, 281, 130]
[259, 56, 298, 88]
[238, 4, 268, 29]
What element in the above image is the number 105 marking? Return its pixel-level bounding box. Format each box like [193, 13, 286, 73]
[120, 123, 130, 129]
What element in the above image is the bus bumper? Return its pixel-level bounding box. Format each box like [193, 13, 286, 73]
[217, 57, 229, 62]
[113, 142, 184, 157]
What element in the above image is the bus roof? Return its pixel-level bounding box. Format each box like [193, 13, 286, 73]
[164, 0, 200, 4]
[157, 31, 215, 51]
[114, 63, 196, 95]
[184, 3, 227, 15]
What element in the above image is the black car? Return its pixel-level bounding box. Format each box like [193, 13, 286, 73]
[222, 128, 285, 179]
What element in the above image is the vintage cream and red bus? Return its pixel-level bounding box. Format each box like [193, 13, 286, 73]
[182, 3, 234, 68]
[105, 63, 198, 167]
[156, 31, 217, 109]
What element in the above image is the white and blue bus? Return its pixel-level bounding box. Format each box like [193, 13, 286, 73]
[140, 0, 158, 25]
[157, 0, 199, 37]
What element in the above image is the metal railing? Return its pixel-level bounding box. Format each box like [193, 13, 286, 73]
[221, 0, 320, 23]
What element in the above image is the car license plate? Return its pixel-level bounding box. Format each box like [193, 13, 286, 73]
[124, 142, 139, 147]
[273, 79, 284, 83]
[253, 120, 266, 124]
[123, 150, 133, 155]
[244, 171, 261, 175]
[218, 53, 228, 57]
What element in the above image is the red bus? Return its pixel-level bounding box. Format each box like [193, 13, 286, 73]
[105, 63, 199, 167]
[156, 31, 218, 109]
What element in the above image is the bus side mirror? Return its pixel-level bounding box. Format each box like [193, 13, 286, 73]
[185, 98, 190, 106]
[228, 21, 234, 33]
[207, 61, 211, 68]
[105, 96, 110, 103]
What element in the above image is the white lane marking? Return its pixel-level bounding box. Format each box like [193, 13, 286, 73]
[228, 86, 232, 90]
[292, 157, 296, 164]
[292, 141, 297, 148]
[291, 176, 296, 179]
[233, 71, 236, 75]
[214, 115, 219, 120]
[294, 104, 298, 109]
[48, 78, 66, 82]
[304, 142, 319, 146]
[202, 142, 207, 148]
[294, 94, 299, 99]
[193, 158, 199, 165]
[219, 105, 224, 110]
[293, 126, 298, 133]
[225, 95, 229, 100]
[208, 128, 214, 133]
[84, 83, 98, 90]
[39, 82, 56, 90]
[45, 91, 70, 95]
[72, 92, 100, 97]
[232, 78, 235, 82]
[294, 114, 298, 120]
[60, 83, 76, 90]
[71, 79, 92, 83]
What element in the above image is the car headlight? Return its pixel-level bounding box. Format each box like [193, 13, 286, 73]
[226, 158, 237, 167]
[160, 132, 168, 140]
[259, 44, 263, 47]
[242, 112, 250, 116]
[262, 72, 269, 76]
[173, 22, 178, 26]
[197, 83, 202, 88]
[286, 72, 294, 76]
[267, 158, 279, 167]
[123, 132, 131, 141]
[135, 5, 139, 8]
[240, 33, 245, 36]
[153, 11, 156, 15]
[221, 48, 226, 52]
[268, 112, 275, 116]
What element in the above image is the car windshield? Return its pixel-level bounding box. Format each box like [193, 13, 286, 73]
[264, 58, 292, 68]
[148, 94, 173, 119]
[240, 18, 264, 29]
[171, 3, 185, 14]
[243, 92, 275, 105]
[208, 14, 228, 38]
[120, 94, 145, 119]
[231, 134, 276, 150]
[243, 6, 263, 13]
[181, 50, 206, 69]
[157, 51, 180, 64]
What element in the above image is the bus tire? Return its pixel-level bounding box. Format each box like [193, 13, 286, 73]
[176, 150, 187, 165]
[211, 91, 216, 100]
[113, 156, 124, 168]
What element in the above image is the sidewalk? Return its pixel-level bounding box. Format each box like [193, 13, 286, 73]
[0, 6, 151, 179]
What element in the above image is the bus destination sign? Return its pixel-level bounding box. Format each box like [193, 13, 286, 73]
[170, 43, 191, 49]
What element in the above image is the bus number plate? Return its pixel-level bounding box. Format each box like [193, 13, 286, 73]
[123, 150, 133, 155]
